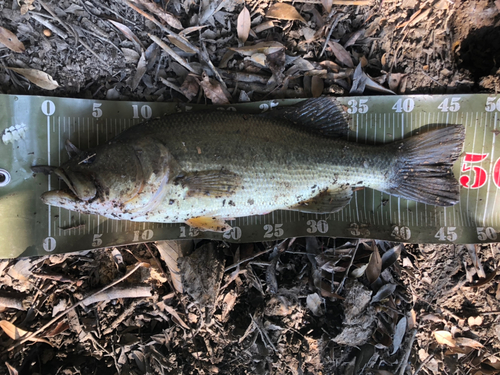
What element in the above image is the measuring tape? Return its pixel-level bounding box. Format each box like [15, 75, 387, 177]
[0, 93, 499, 258]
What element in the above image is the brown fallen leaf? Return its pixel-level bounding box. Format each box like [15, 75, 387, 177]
[4, 362, 17, 375]
[311, 76, 324, 97]
[136, 0, 183, 30]
[328, 41, 354, 68]
[230, 41, 285, 56]
[237, 6, 251, 44]
[266, 3, 306, 23]
[455, 337, 484, 349]
[321, 0, 333, 13]
[180, 74, 200, 101]
[366, 242, 382, 284]
[0, 320, 51, 345]
[128, 52, 147, 91]
[266, 48, 286, 83]
[0, 26, 25, 53]
[199, 72, 230, 105]
[109, 19, 144, 53]
[434, 330, 456, 347]
[468, 316, 483, 327]
[6, 67, 59, 90]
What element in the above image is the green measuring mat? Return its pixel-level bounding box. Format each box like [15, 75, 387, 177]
[0, 94, 499, 258]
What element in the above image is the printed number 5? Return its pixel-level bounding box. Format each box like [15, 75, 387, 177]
[459, 153, 488, 189]
[92, 103, 103, 118]
[92, 233, 103, 247]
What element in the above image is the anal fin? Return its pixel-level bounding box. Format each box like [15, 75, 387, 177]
[289, 187, 353, 213]
[186, 216, 232, 232]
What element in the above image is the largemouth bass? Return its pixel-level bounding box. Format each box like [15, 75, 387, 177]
[36, 98, 465, 232]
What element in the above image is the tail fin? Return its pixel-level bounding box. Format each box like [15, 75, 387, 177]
[387, 125, 465, 206]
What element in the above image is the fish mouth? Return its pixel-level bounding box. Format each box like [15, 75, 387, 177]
[42, 168, 97, 203]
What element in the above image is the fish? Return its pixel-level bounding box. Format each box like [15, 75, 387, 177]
[35, 97, 465, 232]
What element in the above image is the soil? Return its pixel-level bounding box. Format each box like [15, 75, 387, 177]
[0, 0, 500, 374]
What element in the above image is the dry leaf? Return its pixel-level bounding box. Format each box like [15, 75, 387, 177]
[0, 26, 25, 53]
[199, 73, 230, 105]
[455, 337, 484, 349]
[5, 362, 18, 375]
[408, 309, 417, 330]
[180, 75, 200, 101]
[351, 264, 368, 278]
[306, 293, 323, 316]
[468, 316, 484, 327]
[0, 320, 29, 340]
[311, 76, 324, 97]
[230, 41, 285, 56]
[237, 6, 251, 43]
[388, 73, 405, 92]
[6, 67, 59, 90]
[128, 52, 147, 91]
[391, 316, 407, 354]
[328, 41, 354, 68]
[366, 243, 382, 284]
[136, 0, 183, 30]
[266, 48, 286, 82]
[434, 330, 456, 347]
[266, 3, 306, 23]
[167, 35, 198, 54]
[371, 283, 396, 303]
[109, 19, 144, 52]
[321, 0, 333, 13]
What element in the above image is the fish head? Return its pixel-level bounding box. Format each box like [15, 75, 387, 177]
[40, 139, 175, 219]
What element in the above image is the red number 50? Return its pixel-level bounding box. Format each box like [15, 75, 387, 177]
[459, 153, 488, 189]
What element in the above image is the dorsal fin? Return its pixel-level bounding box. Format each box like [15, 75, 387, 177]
[267, 97, 350, 138]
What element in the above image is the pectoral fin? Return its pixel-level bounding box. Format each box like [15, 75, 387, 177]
[186, 216, 232, 232]
[175, 170, 241, 197]
[289, 187, 353, 213]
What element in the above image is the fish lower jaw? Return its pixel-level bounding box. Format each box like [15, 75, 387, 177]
[41, 190, 79, 206]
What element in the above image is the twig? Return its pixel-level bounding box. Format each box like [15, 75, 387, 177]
[398, 329, 417, 375]
[225, 247, 276, 273]
[335, 239, 360, 294]
[319, 12, 340, 58]
[2, 262, 149, 354]
[149, 34, 198, 74]
[413, 353, 435, 375]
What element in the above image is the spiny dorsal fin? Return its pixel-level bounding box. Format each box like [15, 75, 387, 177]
[268, 97, 351, 138]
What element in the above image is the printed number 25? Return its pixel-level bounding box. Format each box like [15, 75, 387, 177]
[459, 153, 488, 189]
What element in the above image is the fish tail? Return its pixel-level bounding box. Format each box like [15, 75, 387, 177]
[387, 125, 465, 206]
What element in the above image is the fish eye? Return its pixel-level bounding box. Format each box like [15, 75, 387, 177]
[79, 153, 97, 165]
